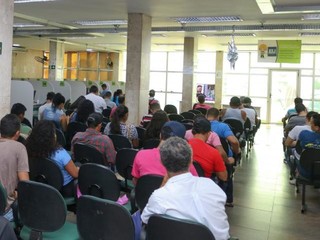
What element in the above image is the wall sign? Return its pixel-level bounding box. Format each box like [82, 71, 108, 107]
[258, 40, 301, 63]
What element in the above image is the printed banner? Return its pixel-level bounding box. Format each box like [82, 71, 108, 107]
[258, 40, 301, 63]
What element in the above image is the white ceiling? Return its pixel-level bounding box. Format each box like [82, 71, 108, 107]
[12, 0, 320, 52]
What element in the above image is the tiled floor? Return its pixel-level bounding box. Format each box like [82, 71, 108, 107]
[227, 124, 320, 240]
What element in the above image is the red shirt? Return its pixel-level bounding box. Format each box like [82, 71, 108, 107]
[188, 138, 226, 178]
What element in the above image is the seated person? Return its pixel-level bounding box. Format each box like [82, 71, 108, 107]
[104, 105, 139, 148]
[0, 216, 17, 239]
[242, 97, 259, 128]
[38, 92, 55, 120]
[69, 99, 95, 124]
[193, 94, 211, 110]
[221, 96, 247, 126]
[71, 113, 116, 166]
[140, 102, 161, 128]
[188, 117, 227, 181]
[141, 136, 231, 240]
[85, 85, 107, 113]
[282, 97, 303, 127]
[148, 89, 159, 114]
[144, 110, 168, 141]
[10, 103, 32, 137]
[26, 120, 78, 197]
[284, 103, 308, 135]
[110, 95, 126, 119]
[102, 90, 117, 109]
[132, 121, 198, 185]
[43, 93, 68, 132]
[0, 114, 29, 221]
[295, 113, 320, 179]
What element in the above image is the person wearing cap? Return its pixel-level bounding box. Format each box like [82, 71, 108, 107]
[188, 117, 227, 181]
[71, 112, 116, 166]
[102, 90, 117, 109]
[220, 96, 247, 125]
[38, 92, 55, 120]
[141, 136, 232, 240]
[131, 121, 198, 185]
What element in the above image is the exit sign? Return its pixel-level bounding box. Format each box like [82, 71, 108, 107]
[0, 42, 2, 55]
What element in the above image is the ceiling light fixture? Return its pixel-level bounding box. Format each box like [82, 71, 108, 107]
[171, 16, 242, 24]
[255, 0, 274, 14]
[300, 32, 320, 36]
[13, 23, 44, 27]
[14, 0, 56, 3]
[202, 33, 256, 37]
[302, 14, 320, 20]
[74, 20, 127, 26]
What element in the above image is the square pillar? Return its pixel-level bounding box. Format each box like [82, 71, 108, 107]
[49, 41, 65, 81]
[215, 51, 223, 108]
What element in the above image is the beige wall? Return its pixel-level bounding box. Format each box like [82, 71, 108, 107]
[12, 49, 43, 79]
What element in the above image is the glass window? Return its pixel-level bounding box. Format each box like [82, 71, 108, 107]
[149, 72, 166, 92]
[194, 73, 215, 85]
[166, 93, 182, 114]
[300, 77, 313, 100]
[150, 52, 167, 71]
[301, 70, 313, 76]
[249, 75, 268, 97]
[156, 92, 166, 110]
[250, 69, 268, 74]
[167, 73, 183, 92]
[250, 97, 267, 121]
[223, 74, 249, 96]
[250, 52, 280, 68]
[314, 77, 320, 100]
[168, 52, 183, 71]
[224, 52, 249, 73]
[315, 53, 320, 75]
[196, 52, 216, 73]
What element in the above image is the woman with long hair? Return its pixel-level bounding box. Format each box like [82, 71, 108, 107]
[69, 99, 95, 124]
[104, 105, 139, 148]
[26, 120, 78, 197]
[144, 110, 169, 141]
[42, 93, 68, 131]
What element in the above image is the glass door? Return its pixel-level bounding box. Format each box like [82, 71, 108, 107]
[268, 70, 299, 123]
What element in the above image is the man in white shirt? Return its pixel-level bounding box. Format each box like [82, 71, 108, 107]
[141, 136, 231, 240]
[85, 85, 107, 113]
[38, 92, 55, 120]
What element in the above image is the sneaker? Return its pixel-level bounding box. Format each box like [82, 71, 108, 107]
[289, 178, 296, 185]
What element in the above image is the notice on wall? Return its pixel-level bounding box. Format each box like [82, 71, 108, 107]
[258, 40, 301, 63]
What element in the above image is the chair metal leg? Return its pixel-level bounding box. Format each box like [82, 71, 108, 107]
[301, 184, 307, 214]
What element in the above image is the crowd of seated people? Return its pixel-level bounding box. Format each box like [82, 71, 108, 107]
[2, 90, 262, 240]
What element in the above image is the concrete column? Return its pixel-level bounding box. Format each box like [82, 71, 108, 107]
[181, 37, 197, 112]
[49, 41, 64, 81]
[0, 0, 14, 118]
[125, 13, 151, 125]
[215, 51, 224, 108]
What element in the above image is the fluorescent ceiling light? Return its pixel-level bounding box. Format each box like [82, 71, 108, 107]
[62, 36, 97, 39]
[155, 43, 184, 46]
[96, 43, 126, 46]
[300, 32, 320, 36]
[302, 14, 320, 20]
[172, 16, 242, 24]
[202, 33, 256, 37]
[86, 48, 94, 52]
[14, 0, 56, 3]
[13, 23, 44, 27]
[74, 20, 127, 26]
[12, 44, 21, 47]
[256, 0, 274, 14]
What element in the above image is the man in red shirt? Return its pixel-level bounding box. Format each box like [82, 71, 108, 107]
[188, 117, 227, 181]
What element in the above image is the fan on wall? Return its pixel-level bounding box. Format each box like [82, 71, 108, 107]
[34, 55, 49, 64]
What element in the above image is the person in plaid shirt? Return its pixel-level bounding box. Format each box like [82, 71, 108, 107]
[71, 112, 116, 166]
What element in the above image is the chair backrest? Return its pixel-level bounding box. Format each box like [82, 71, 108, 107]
[168, 114, 184, 122]
[18, 181, 66, 233]
[0, 182, 7, 215]
[188, 109, 202, 115]
[136, 126, 146, 148]
[180, 112, 196, 120]
[143, 138, 160, 149]
[65, 121, 87, 150]
[244, 118, 251, 131]
[146, 214, 215, 240]
[102, 108, 112, 119]
[78, 163, 120, 201]
[196, 107, 208, 115]
[73, 142, 105, 165]
[182, 122, 193, 130]
[135, 174, 163, 211]
[223, 119, 244, 139]
[29, 157, 64, 191]
[115, 148, 138, 181]
[193, 161, 205, 177]
[300, 148, 320, 182]
[164, 104, 177, 114]
[56, 128, 66, 147]
[219, 137, 230, 156]
[77, 195, 135, 240]
[108, 134, 133, 151]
